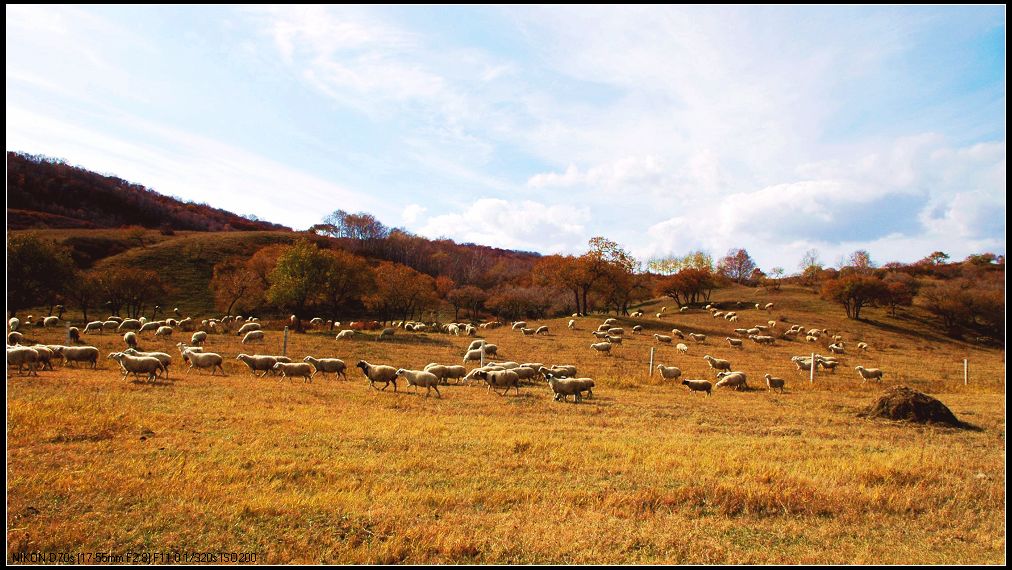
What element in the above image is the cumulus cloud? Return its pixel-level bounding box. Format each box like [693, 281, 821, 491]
[401, 204, 427, 224]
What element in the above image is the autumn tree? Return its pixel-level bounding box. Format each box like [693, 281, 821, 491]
[799, 248, 823, 287]
[7, 233, 76, 314]
[446, 286, 487, 320]
[266, 240, 336, 329]
[845, 250, 875, 271]
[647, 250, 714, 275]
[717, 248, 759, 284]
[881, 272, 919, 316]
[364, 262, 438, 323]
[102, 268, 170, 318]
[820, 275, 888, 319]
[248, 243, 290, 290]
[210, 258, 265, 316]
[318, 248, 375, 316]
[655, 268, 721, 307]
[66, 270, 104, 323]
[764, 267, 786, 292]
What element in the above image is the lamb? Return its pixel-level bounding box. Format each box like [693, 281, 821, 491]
[568, 319, 576, 330]
[108, 352, 166, 382]
[543, 372, 595, 403]
[335, 329, 355, 340]
[715, 371, 748, 390]
[676, 343, 689, 353]
[681, 379, 712, 396]
[726, 337, 744, 349]
[83, 321, 103, 334]
[7, 346, 40, 376]
[191, 331, 208, 346]
[472, 369, 521, 396]
[395, 369, 442, 397]
[703, 355, 732, 373]
[236, 353, 285, 377]
[653, 334, 673, 344]
[377, 328, 395, 341]
[241, 330, 265, 344]
[123, 348, 172, 378]
[123, 332, 138, 349]
[765, 374, 785, 394]
[155, 326, 173, 337]
[535, 326, 550, 335]
[590, 342, 613, 354]
[236, 322, 262, 336]
[656, 365, 682, 381]
[688, 333, 707, 343]
[182, 350, 225, 376]
[356, 360, 399, 391]
[273, 361, 314, 382]
[302, 357, 347, 380]
[855, 366, 883, 383]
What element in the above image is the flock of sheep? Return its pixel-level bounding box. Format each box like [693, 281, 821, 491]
[7, 300, 885, 402]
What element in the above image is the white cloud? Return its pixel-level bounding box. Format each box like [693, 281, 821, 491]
[401, 204, 426, 224]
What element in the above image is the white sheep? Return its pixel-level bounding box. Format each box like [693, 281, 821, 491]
[828, 343, 846, 354]
[520, 327, 536, 336]
[764, 303, 774, 311]
[765, 374, 785, 394]
[511, 321, 527, 330]
[541, 364, 577, 378]
[395, 369, 442, 397]
[122, 331, 139, 349]
[424, 363, 467, 385]
[8, 317, 20, 332]
[607, 327, 624, 336]
[590, 341, 613, 354]
[335, 329, 355, 340]
[656, 365, 682, 381]
[43, 316, 60, 327]
[377, 328, 395, 341]
[676, 343, 689, 354]
[155, 326, 173, 337]
[543, 372, 594, 403]
[472, 369, 521, 396]
[703, 355, 732, 373]
[7, 346, 40, 376]
[107, 352, 166, 382]
[681, 379, 712, 396]
[59, 345, 99, 368]
[123, 348, 172, 378]
[535, 326, 550, 335]
[857, 342, 869, 352]
[632, 325, 643, 333]
[236, 354, 285, 377]
[592, 330, 610, 339]
[726, 337, 744, 349]
[689, 333, 707, 343]
[715, 371, 749, 390]
[568, 319, 576, 330]
[855, 366, 883, 383]
[241, 330, 265, 344]
[273, 361, 314, 382]
[182, 350, 225, 376]
[356, 360, 399, 391]
[9, 331, 24, 345]
[670, 329, 685, 339]
[83, 321, 103, 334]
[653, 334, 673, 344]
[463, 349, 485, 366]
[606, 335, 623, 344]
[236, 322, 262, 336]
[30, 345, 55, 371]
[191, 331, 208, 346]
[482, 343, 498, 356]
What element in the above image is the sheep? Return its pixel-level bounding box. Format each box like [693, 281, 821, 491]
[241, 330, 265, 344]
[689, 333, 707, 343]
[656, 313, 664, 319]
[681, 379, 712, 396]
[832, 334, 843, 343]
[83, 321, 103, 334]
[817, 359, 839, 373]
[522, 362, 545, 372]
[749, 335, 776, 346]
[302, 356, 348, 380]
[653, 334, 673, 344]
[335, 329, 355, 340]
[356, 360, 399, 391]
[765, 374, 785, 394]
[488, 361, 520, 369]
[703, 355, 732, 373]
[520, 327, 536, 336]
[656, 365, 682, 381]
[857, 342, 869, 352]
[30, 345, 55, 371]
[855, 366, 883, 383]
[726, 337, 744, 349]
[590, 342, 613, 354]
[679, 306, 688, 313]
[8, 317, 19, 332]
[568, 319, 576, 330]
[236, 354, 284, 377]
[102, 320, 120, 332]
[746, 328, 762, 336]
[543, 372, 595, 403]
[535, 326, 550, 335]
[603, 318, 618, 326]
[606, 335, 623, 344]
[377, 328, 395, 341]
[715, 371, 749, 390]
[482, 343, 498, 356]
[607, 327, 624, 336]
[541, 364, 577, 378]
[43, 316, 60, 327]
[155, 326, 173, 338]
[592, 331, 610, 339]
[8, 331, 24, 345]
[670, 329, 685, 339]
[273, 361, 314, 382]
[791, 356, 815, 373]
[7, 346, 40, 376]
[781, 330, 799, 341]
[512, 366, 538, 382]
[768, 321, 777, 328]
[395, 369, 442, 397]
[764, 303, 774, 311]
[191, 331, 208, 346]
[108, 352, 166, 382]
[52, 344, 97, 370]
[806, 335, 819, 343]
[182, 350, 225, 376]
[466, 339, 486, 351]
[632, 325, 643, 333]
[472, 369, 521, 396]
[236, 322, 262, 336]
[676, 343, 689, 353]
[631, 310, 644, 317]
[828, 343, 846, 354]
[511, 321, 527, 330]
[463, 349, 485, 366]
[122, 348, 172, 378]
[712, 311, 723, 319]
[309, 317, 324, 327]
[424, 363, 467, 384]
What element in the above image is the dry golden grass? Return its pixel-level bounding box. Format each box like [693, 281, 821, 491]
[7, 286, 1006, 564]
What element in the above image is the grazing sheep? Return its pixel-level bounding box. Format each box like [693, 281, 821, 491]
[191, 331, 208, 346]
[726, 337, 744, 349]
[818, 359, 840, 373]
[703, 355, 732, 373]
[466, 339, 487, 351]
[715, 371, 748, 390]
[540, 365, 577, 378]
[335, 329, 355, 340]
[273, 361, 314, 382]
[8, 317, 20, 332]
[102, 320, 120, 332]
[749, 335, 776, 346]
[764, 303, 774, 311]
[83, 321, 103, 334]
[681, 379, 712, 396]
[472, 369, 521, 396]
[182, 350, 225, 376]
[236, 322, 262, 336]
[656, 313, 664, 319]
[671, 329, 685, 339]
[535, 326, 550, 335]
[395, 369, 442, 397]
[765, 374, 785, 394]
[568, 319, 576, 330]
[656, 365, 682, 381]
[544, 372, 595, 403]
[520, 327, 536, 336]
[653, 334, 673, 344]
[123, 349, 172, 378]
[607, 327, 624, 336]
[139, 321, 164, 333]
[107, 352, 165, 382]
[603, 318, 618, 326]
[123, 332, 138, 349]
[590, 342, 613, 354]
[631, 311, 644, 317]
[236, 353, 285, 378]
[8, 331, 24, 345]
[356, 360, 399, 391]
[828, 343, 846, 354]
[679, 307, 688, 313]
[463, 349, 485, 365]
[712, 311, 723, 319]
[632, 325, 643, 333]
[482, 343, 498, 356]
[791, 356, 815, 373]
[241, 330, 265, 344]
[857, 342, 869, 352]
[606, 335, 623, 344]
[377, 328, 395, 341]
[511, 321, 527, 331]
[855, 366, 884, 383]
[30, 345, 55, 371]
[155, 326, 173, 337]
[592, 330, 610, 339]
[806, 335, 819, 343]
[689, 333, 707, 343]
[7, 346, 40, 376]
[43, 316, 60, 327]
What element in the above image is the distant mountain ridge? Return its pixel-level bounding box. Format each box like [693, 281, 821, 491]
[6, 151, 290, 232]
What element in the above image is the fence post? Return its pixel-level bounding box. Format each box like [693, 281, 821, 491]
[649, 347, 655, 376]
[810, 352, 815, 384]
[283, 326, 289, 356]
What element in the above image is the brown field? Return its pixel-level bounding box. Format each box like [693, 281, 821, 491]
[6, 286, 1006, 564]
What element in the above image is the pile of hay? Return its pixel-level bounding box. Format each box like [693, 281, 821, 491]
[861, 385, 962, 427]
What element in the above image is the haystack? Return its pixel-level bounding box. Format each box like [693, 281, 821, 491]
[862, 385, 961, 427]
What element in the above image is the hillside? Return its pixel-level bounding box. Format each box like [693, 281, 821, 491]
[6, 152, 290, 232]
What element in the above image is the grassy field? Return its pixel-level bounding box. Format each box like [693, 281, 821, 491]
[6, 286, 1006, 564]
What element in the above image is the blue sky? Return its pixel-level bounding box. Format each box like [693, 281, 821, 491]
[6, 5, 1006, 270]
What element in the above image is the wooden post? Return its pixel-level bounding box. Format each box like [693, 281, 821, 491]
[649, 347, 655, 376]
[810, 352, 815, 384]
[964, 359, 968, 386]
[283, 326, 289, 356]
